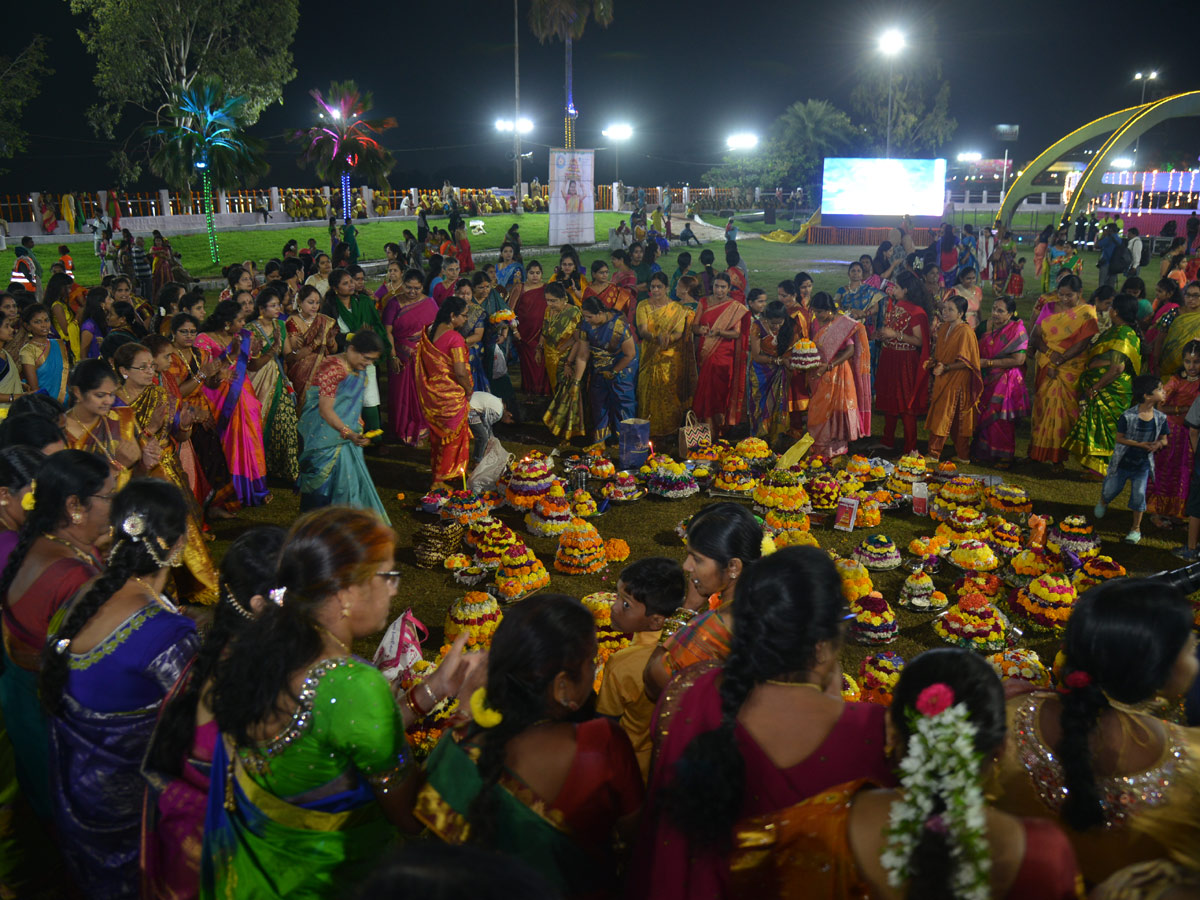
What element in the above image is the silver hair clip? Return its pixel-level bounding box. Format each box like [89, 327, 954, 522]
[122, 513, 146, 539]
[269, 587, 286, 607]
[54, 637, 70, 655]
[222, 587, 255, 620]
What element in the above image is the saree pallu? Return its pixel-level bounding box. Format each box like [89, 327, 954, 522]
[636, 301, 695, 435]
[50, 605, 197, 900]
[543, 354, 588, 440]
[416, 330, 471, 484]
[284, 313, 339, 411]
[201, 737, 395, 900]
[1147, 375, 1200, 518]
[383, 296, 438, 443]
[0, 352, 19, 417]
[511, 284, 549, 395]
[875, 299, 930, 416]
[583, 317, 638, 441]
[65, 406, 141, 488]
[974, 320, 1031, 462]
[165, 349, 237, 513]
[808, 315, 871, 458]
[297, 367, 391, 524]
[19, 339, 67, 403]
[1064, 326, 1142, 475]
[195, 332, 269, 507]
[249, 321, 300, 483]
[725, 266, 747, 303]
[925, 321, 984, 443]
[541, 305, 581, 393]
[835, 283, 882, 339]
[587, 283, 636, 326]
[1159, 309, 1200, 378]
[747, 322, 792, 441]
[693, 300, 749, 425]
[1145, 302, 1179, 375]
[1030, 305, 1100, 463]
[126, 386, 219, 604]
[958, 235, 978, 275]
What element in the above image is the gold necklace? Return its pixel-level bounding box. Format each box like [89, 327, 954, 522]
[133, 575, 178, 614]
[317, 625, 352, 656]
[43, 532, 95, 565]
[764, 679, 822, 690]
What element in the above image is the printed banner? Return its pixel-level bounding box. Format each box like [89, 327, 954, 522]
[549, 149, 595, 245]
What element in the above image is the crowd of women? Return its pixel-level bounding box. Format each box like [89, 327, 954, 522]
[1, 480, 1196, 899]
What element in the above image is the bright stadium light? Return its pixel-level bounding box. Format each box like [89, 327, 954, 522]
[726, 132, 759, 151]
[878, 28, 905, 55]
[1110, 157, 1134, 169]
[603, 123, 633, 141]
[957, 152, 983, 162]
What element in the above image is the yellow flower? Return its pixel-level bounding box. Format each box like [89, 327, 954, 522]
[469, 688, 503, 728]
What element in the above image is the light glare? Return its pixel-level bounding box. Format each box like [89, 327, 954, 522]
[726, 132, 759, 151]
[956, 152, 982, 162]
[603, 123, 633, 141]
[878, 29, 905, 56]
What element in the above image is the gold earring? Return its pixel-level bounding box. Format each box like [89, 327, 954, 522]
[71, 512, 83, 524]
[340, 604, 352, 619]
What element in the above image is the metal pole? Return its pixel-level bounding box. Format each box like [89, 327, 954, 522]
[885, 58, 894, 158]
[1000, 148, 1009, 201]
[615, 143, 620, 186]
[1134, 79, 1147, 159]
[513, 0, 523, 214]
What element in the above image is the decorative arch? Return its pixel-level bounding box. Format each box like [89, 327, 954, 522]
[997, 91, 1200, 229]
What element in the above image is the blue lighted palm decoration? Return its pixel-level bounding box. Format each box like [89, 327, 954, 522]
[149, 77, 267, 263]
[291, 82, 396, 221]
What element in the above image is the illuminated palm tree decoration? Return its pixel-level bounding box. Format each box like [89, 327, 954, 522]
[149, 77, 266, 263]
[529, 0, 614, 148]
[292, 82, 396, 222]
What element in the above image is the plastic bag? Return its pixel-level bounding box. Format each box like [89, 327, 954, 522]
[373, 608, 427, 684]
[467, 436, 513, 494]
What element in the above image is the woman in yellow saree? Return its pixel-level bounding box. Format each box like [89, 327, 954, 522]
[112, 341, 218, 605]
[416, 298, 473, 490]
[1028, 276, 1100, 466]
[541, 283, 582, 393]
[635, 273, 694, 437]
[1158, 279, 1200, 378]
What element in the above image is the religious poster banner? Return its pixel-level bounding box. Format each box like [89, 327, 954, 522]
[549, 149, 595, 245]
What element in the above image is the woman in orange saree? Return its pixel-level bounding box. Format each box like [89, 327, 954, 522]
[284, 285, 340, 413]
[585, 259, 636, 326]
[807, 293, 871, 459]
[924, 293, 984, 462]
[416, 298, 472, 489]
[693, 274, 749, 432]
[1028, 276, 1100, 465]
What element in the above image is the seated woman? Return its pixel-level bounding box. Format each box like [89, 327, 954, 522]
[578, 296, 638, 446]
[42, 480, 200, 897]
[643, 503, 762, 702]
[632, 547, 896, 900]
[924, 292, 983, 463]
[807, 292, 871, 459]
[297, 331, 390, 522]
[993, 579, 1200, 885]
[204, 508, 480, 897]
[142, 526, 285, 900]
[417, 594, 644, 899]
[742, 648, 1081, 899]
[1063, 293, 1143, 477]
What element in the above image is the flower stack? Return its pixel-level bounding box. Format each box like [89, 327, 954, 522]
[505, 452, 556, 510]
[933, 593, 1009, 652]
[439, 490, 490, 526]
[554, 518, 607, 575]
[859, 652, 905, 705]
[525, 483, 574, 537]
[582, 592, 632, 692]
[468, 519, 520, 569]
[570, 489, 598, 518]
[848, 592, 899, 644]
[807, 474, 841, 511]
[443, 591, 503, 649]
[753, 468, 810, 515]
[935, 506, 992, 543]
[494, 542, 550, 601]
[835, 557, 874, 603]
[645, 457, 699, 499]
[987, 649, 1052, 688]
[1071, 556, 1126, 593]
[984, 483, 1033, 516]
[1010, 573, 1077, 633]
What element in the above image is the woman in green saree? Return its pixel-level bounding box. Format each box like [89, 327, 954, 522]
[1159, 279, 1200, 378]
[1064, 295, 1144, 477]
[203, 508, 481, 899]
[323, 268, 393, 439]
[416, 594, 643, 900]
[540, 280, 582, 394]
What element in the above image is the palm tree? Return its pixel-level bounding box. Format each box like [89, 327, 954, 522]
[149, 77, 267, 263]
[774, 99, 857, 159]
[291, 81, 396, 221]
[528, 0, 614, 147]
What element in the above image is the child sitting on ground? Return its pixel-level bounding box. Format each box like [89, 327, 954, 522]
[596, 557, 686, 779]
[1094, 373, 1169, 544]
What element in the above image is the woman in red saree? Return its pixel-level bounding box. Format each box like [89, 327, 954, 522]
[416, 298, 472, 489]
[693, 274, 749, 433]
[584, 258, 636, 326]
[381, 269, 439, 444]
[631, 548, 895, 900]
[509, 261, 550, 395]
[875, 271, 931, 455]
[807, 292, 871, 459]
[924, 293, 984, 462]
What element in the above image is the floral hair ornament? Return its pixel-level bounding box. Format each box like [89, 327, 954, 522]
[110, 511, 175, 567]
[469, 687, 503, 728]
[760, 533, 778, 558]
[268, 587, 286, 607]
[54, 637, 70, 655]
[881, 688, 991, 900]
[1060, 670, 1092, 693]
[20, 483, 35, 512]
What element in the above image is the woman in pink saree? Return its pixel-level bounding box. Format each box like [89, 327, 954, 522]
[806, 292, 871, 458]
[972, 295, 1029, 466]
[382, 267, 438, 444]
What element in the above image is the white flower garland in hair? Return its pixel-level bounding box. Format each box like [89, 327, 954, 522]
[880, 685, 991, 900]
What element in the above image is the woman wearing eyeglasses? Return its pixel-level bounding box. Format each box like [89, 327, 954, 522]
[204, 508, 482, 898]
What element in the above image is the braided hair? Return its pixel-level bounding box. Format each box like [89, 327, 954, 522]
[40, 478, 189, 716]
[467, 593, 595, 846]
[148, 526, 286, 777]
[889, 649, 1006, 898]
[662, 546, 845, 846]
[1056, 579, 1192, 831]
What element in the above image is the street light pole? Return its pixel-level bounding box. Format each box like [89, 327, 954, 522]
[878, 29, 905, 158]
[886, 57, 894, 159]
[1133, 70, 1158, 160]
[513, 0, 522, 214]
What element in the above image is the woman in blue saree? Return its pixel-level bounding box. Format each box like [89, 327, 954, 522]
[958, 223, 979, 276]
[452, 280, 489, 392]
[578, 296, 638, 445]
[748, 300, 796, 441]
[17, 304, 68, 403]
[495, 241, 524, 292]
[297, 331, 390, 524]
[41, 480, 199, 899]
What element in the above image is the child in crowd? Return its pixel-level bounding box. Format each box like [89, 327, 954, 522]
[597, 557, 686, 779]
[1148, 341, 1200, 528]
[58, 245, 73, 278]
[679, 222, 700, 247]
[1004, 257, 1026, 298]
[670, 252, 692, 300]
[1094, 374, 1169, 544]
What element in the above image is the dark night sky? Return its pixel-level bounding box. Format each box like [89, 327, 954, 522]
[4, 0, 1197, 193]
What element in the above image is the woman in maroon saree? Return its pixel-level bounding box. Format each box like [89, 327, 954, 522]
[631, 548, 894, 900]
[509, 261, 550, 395]
[875, 270, 931, 455]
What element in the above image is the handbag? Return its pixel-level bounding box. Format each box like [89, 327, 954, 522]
[678, 410, 712, 458]
[372, 609, 427, 684]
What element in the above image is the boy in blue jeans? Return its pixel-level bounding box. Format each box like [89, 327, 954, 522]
[1094, 374, 1168, 544]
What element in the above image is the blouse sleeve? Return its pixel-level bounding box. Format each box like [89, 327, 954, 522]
[315, 359, 349, 398]
[17, 344, 37, 366]
[142, 613, 200, 693]
[446, 331, 468, 366]
[318, 660, 412, 788]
